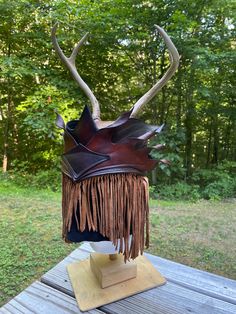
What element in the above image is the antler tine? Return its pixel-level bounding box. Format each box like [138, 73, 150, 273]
[51, 22, 100, 120]
[130, 25, 180, 118]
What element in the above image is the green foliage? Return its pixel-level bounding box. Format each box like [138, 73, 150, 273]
[192, 161, 236, 200]
[202, 178, 236, 201]
[151, 182, 200, 201]
[192, 161, 236, 186]
[0, 0, 235, 189]
[17, 85, 77, 140]
[151, 161, 236, 201]
[14, 85, 80, 170]
[6, 152, 227, 200]
[0, 169, 61, 192]
[27, 169, 61, 191]
[150, 127, 186, 182]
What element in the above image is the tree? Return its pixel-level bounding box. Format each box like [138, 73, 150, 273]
[0, 0, 235, 180]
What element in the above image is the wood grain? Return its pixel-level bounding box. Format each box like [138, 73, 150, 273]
[2, 243, 236, 313]
[41, 246, 236, 314]
[0, 281, 104, 314]
[90, 253, 137, 288]
[41, 247, 90, 296]
[67, 255, 165, 311]
[79, 243, 236, 305]
[145, 252, 236, 305]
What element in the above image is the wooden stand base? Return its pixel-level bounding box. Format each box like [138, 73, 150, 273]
[67, 254, 166, 312]
[90, 253, 137, 288]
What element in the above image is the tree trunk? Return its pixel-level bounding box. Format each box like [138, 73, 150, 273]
[1, 102, 9, 173]
[176, 68, 182, 127]
[2, 145, 8, 172]
[2, 42, 12, 173]
[151, 169, 157, 185]
[184, 66, 195, 178]
[206, 120, 212, 168]
[185, 108, 193, 177]
[222, 119, 231, 160]
[2, 95, 12, 173]
[212, 114, 219, 164]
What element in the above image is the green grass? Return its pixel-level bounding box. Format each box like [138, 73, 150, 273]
[0, 183, 235, 306]
[0, 183, 77, 306]
[148, 199, 236, 279]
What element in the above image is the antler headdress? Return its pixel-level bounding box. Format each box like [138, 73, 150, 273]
[52, 24, 179, 261]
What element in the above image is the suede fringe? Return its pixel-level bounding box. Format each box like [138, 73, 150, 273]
[62, 173, 149, 261]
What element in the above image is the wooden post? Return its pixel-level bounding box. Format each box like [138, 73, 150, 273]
[90, 253, 137, 288]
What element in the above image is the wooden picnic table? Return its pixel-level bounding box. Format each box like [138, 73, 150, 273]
[1, 242, 236, 314]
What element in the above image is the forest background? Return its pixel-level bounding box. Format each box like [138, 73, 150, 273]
[0, 0, 235, 200]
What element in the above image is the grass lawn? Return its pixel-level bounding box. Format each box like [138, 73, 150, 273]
[0, 183, 235, 306]
[148, 198, 236, 279]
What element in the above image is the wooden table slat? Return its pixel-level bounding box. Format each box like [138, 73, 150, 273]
[102, 286, 235, 314]
[79, 243, 236, 305]
[0, 281, 104, 314]
[3, 244, 236, 313]
[41, 247, 236, 314]
[146, 252, 236, 305]
[41, 249, 90, 296]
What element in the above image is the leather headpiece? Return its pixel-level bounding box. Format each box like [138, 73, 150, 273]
[56, 105, 163, 182]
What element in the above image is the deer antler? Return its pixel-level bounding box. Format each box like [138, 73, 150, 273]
[52, 23, 179, 121]
[130, 25, 180, 118]
[51, 23, 100, 121]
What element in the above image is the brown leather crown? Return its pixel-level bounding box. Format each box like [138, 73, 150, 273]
[56, 105, 163, 181]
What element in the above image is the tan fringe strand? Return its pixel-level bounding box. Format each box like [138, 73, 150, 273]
[62, 173, 150, 261]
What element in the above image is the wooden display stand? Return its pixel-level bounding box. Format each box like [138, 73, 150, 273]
[67, 252, 166, 312]
[90, 253, 137, 288]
